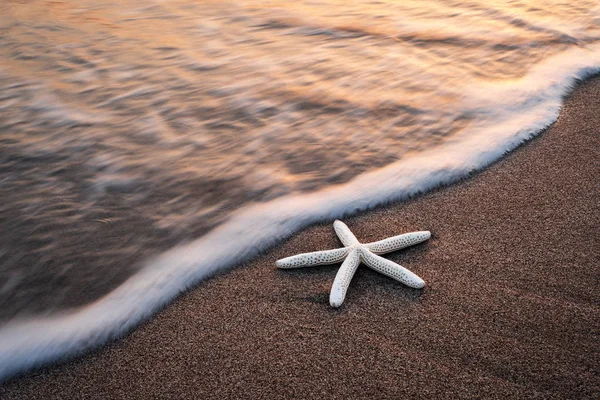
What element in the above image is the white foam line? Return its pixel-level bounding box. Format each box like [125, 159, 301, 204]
[1, 45, 599, 381]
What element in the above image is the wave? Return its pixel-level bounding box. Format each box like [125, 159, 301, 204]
[1, 43, 599, 381]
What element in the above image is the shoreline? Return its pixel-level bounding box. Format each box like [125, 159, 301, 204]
[1, 75, 599, 398]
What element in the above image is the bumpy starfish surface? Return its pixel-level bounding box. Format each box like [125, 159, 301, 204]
[276, 220, 430, 307]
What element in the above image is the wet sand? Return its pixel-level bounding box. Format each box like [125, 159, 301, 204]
[1, 76, 599, 399]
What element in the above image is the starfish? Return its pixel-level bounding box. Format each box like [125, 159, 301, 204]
[276, 220, 431, 307]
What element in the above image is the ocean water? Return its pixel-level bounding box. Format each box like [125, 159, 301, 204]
[0, 0, 599, 380]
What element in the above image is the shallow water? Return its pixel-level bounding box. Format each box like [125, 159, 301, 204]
[0, 0, 599, 380]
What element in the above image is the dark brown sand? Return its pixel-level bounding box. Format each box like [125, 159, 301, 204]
[1, 76, 599, 399]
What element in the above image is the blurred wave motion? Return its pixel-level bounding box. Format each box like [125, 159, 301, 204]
[0, 0, 599, 380]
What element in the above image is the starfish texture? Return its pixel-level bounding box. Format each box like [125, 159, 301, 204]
[276, 220, 431, 307]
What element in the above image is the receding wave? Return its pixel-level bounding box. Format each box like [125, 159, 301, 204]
[0, 0, 599, 381]
[1, 47, 599, 381]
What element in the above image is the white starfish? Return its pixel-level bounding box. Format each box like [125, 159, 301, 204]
[276, 220, 430, 307]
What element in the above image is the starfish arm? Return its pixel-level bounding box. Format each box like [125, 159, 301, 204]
[276, 247, 351, 269]
[329, 249, 360, 308]
[333, 220, 359, 247]
[366, 231, 431, 255]
[361, 250, 425, 289]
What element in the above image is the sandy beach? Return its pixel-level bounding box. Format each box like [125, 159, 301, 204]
[1, 75, 599, 398]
